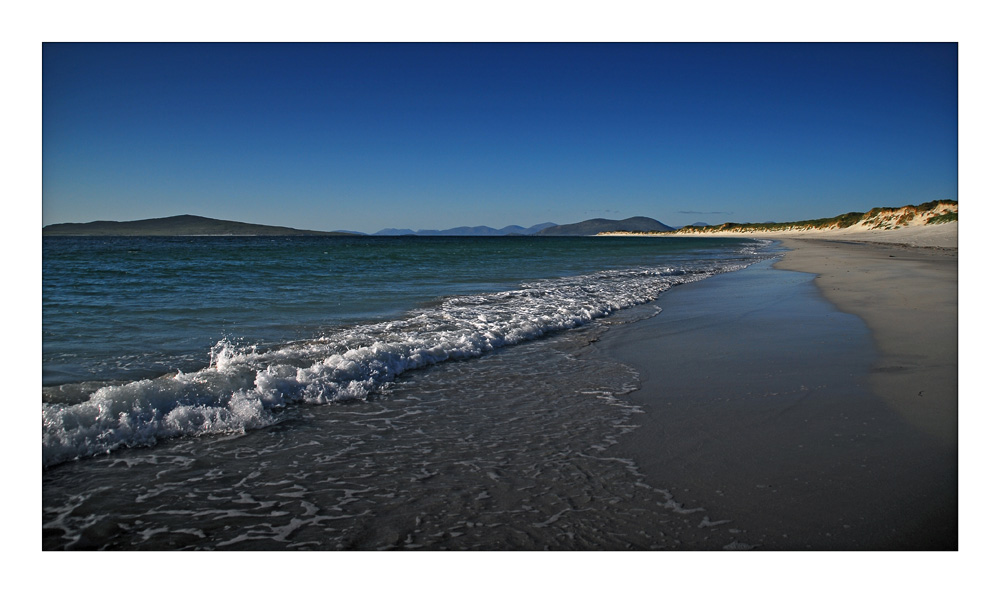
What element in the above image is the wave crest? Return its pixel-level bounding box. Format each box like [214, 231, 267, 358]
[42, 259, 761, 467]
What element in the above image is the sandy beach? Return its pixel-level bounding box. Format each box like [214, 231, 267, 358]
[594, 224, 958, 549]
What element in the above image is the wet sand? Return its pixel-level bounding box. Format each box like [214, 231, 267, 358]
[595, 239, 958, 550]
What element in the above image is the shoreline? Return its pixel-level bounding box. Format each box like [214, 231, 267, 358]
[774, 239, 958, 446]
[594, 236, 958, 549]
[599, 220, 958, 249]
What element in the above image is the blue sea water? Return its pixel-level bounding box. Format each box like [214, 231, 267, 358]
[42, 234, 775, 549]
[43, 235, 756, 385]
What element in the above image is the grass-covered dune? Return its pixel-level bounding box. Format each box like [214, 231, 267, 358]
[672, 200, 957, 234]
[596, 200, 957, 237]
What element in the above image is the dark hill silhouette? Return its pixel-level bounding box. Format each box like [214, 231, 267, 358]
[373, 222, 557, 236]
[536, 217, 674, 236]
[43, 215, 353, 237]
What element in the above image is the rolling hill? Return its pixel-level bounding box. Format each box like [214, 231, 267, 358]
[536, 217, 675, 236]
[42, 215, 355, 237]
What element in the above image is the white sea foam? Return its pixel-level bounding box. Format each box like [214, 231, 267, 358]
[42, 259, 761, 467]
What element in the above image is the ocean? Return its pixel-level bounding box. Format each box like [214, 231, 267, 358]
[42, 235, 775, 550]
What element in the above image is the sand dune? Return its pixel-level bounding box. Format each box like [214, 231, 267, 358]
[601, 202, 958, 249]
[682, 221, 957, 249]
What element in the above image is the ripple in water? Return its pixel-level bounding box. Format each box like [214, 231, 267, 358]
[42, 309, 736, 550]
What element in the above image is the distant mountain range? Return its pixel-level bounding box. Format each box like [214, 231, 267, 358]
[373, 223, 558, 236]
[42, 215, 354, 237]
[45, 203, 958, 238]
[44, 215, 676, 237]
[375, 218, 675, 236]
[536, 217, 675, 236]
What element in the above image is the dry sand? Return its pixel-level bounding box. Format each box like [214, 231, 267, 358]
[754, 222, 958, 249]
[594, 224, 958, 550]
[607, 220, 958, 249]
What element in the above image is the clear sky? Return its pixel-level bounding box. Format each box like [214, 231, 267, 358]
[42, 42, 957, 233]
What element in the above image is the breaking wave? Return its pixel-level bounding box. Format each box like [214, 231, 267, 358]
[42, 258, 760, 467]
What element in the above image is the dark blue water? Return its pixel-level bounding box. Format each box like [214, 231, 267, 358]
[43, 235, 761, 388]
[42, 234, 777, 550]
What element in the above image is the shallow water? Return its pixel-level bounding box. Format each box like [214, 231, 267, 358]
[43, 308, 740, 550]
[42, 235, 775, 549]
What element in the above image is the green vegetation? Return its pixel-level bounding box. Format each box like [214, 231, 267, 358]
[677, 199, 956, 233]
[681, 211, 868, 232]
[927, 211, 958, 224]
[916, 199, 957, 212]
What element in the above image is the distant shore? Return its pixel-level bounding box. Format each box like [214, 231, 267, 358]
[593, 225, 958, 549]
[600, 220, 957, 249]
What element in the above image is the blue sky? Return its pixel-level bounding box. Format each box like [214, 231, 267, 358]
[42, 42, 957, 233]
